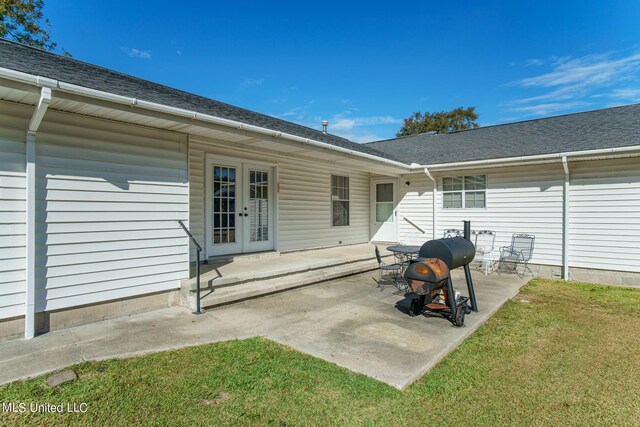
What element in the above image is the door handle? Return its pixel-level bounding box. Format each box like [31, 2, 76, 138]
[238, 213, 248, 217]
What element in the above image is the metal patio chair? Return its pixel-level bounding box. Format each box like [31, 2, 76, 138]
[474, 230, 497, 275]
[374, 245, 402, 291]
[498, 234, 535, 278]
[443, 229, 462, 238]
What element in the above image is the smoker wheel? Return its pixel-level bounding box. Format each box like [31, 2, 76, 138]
[454, 307, 466, 327]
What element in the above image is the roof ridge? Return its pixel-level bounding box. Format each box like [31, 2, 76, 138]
[366, 102, 640, 145]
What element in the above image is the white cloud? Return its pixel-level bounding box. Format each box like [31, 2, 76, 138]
[121, 47, 152, 60]
[511, 101, 591, 116]
[335, 131, 386, 143]
[330, 115, 402, 131]
[316, 114, 402, 142]
[517, 53, 640, 89]
[525, 58, 545, 66]
[279, 100, 315, 120]
[509, 58, 546, 67]
[507, 50, 640, 117]
[610, 88, 640, 102]
[242, 78, 265, 88]
[274, 102, 401, 143]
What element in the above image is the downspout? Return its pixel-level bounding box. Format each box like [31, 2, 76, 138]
[562, 156, 570, 280]
[423, 167, 437, 240]
[25, 87, 51, 339]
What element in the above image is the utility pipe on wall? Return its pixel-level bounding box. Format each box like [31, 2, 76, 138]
[423, 167, 437, 240]
[562, 156, 570, 280]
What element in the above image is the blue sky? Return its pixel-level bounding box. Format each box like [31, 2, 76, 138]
[44, 0, 640, 142]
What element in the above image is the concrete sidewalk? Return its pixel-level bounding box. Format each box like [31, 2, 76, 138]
[0, 270, 527, 390]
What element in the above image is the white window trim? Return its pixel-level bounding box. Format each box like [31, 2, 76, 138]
[331, 174, 350, 227]
[442, 174, 487, 209]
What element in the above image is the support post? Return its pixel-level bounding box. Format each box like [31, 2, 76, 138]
[24, 87, 51, 339]
[562, 156, 570, 280]
[25, 132, 36, 339]
[462, 220, 478, 312]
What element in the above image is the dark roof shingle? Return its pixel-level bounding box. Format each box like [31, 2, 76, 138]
[365, 104, 640, 165]
[0, 39, 401, 162]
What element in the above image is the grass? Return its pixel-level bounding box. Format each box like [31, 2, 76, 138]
[1, 279, 639, 426]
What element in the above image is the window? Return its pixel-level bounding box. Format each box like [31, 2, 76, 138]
[331, 175, 350, 226]
[443, 175, 486, 209]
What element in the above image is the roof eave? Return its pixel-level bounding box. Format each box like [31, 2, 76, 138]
[413, 145, 640, 172]
[0, 66, 412, 172]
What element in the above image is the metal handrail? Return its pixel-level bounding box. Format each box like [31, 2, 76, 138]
[178, 220, 203, 315]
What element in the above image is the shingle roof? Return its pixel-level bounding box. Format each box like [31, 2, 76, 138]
[365, 104, 640, 165]
[2, 39, 639, 167]
[0, 39, 401, 162]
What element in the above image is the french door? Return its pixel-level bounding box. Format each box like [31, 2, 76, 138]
[206, 156, 275, 256]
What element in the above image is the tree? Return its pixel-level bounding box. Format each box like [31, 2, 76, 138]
[396, 106, 479, 137]
[0, 0, 57, 51]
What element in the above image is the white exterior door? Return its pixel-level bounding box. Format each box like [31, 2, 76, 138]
[371, 178, 398, 242]
[206, 156, 275, 256]
[242, 164, 275, 253]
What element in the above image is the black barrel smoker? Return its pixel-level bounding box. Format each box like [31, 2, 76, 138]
[404, 220, 478, 326]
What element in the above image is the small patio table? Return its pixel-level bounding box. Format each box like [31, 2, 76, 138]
[386, 245, 421, 274]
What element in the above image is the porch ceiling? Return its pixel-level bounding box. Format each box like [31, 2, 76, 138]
[0, 80, 408, 176]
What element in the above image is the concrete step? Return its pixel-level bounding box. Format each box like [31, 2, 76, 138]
[188, 258, 380, 310]
[184, 250, 390, 291]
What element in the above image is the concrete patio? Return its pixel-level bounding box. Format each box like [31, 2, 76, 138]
[0, 269, 527, 390]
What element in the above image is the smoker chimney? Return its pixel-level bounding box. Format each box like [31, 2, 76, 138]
[322, 120, 328, 134]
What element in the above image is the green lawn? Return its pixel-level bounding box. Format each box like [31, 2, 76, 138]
[1, 279, 639, 426]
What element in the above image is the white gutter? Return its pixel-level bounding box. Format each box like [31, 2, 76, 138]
[414, 145, 640, 171]
[561, 156, 570, 280]
[0, 67, 410, 171]
[423, 167, 438, 240]
[25, 87, 51, 339]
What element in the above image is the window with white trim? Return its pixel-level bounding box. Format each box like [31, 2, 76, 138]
[331, 175, 350, 226]
[442, 175, 486, 208]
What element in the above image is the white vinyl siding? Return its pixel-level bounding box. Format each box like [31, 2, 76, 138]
[0, 104, 28, 319]
[189, 137, 370, 255]
[396, 173, 435, 245]
[35, 110, 189, 312]
[436, 166, 564, 267]
[397, 165, 564, 266]
[569, 157, 640, 273]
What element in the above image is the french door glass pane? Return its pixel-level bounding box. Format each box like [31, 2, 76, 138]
[249, 169, 269, 242]
[212, 165, 237, 244]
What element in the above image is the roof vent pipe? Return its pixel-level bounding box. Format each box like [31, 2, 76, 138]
[322, 120, 328, 134]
